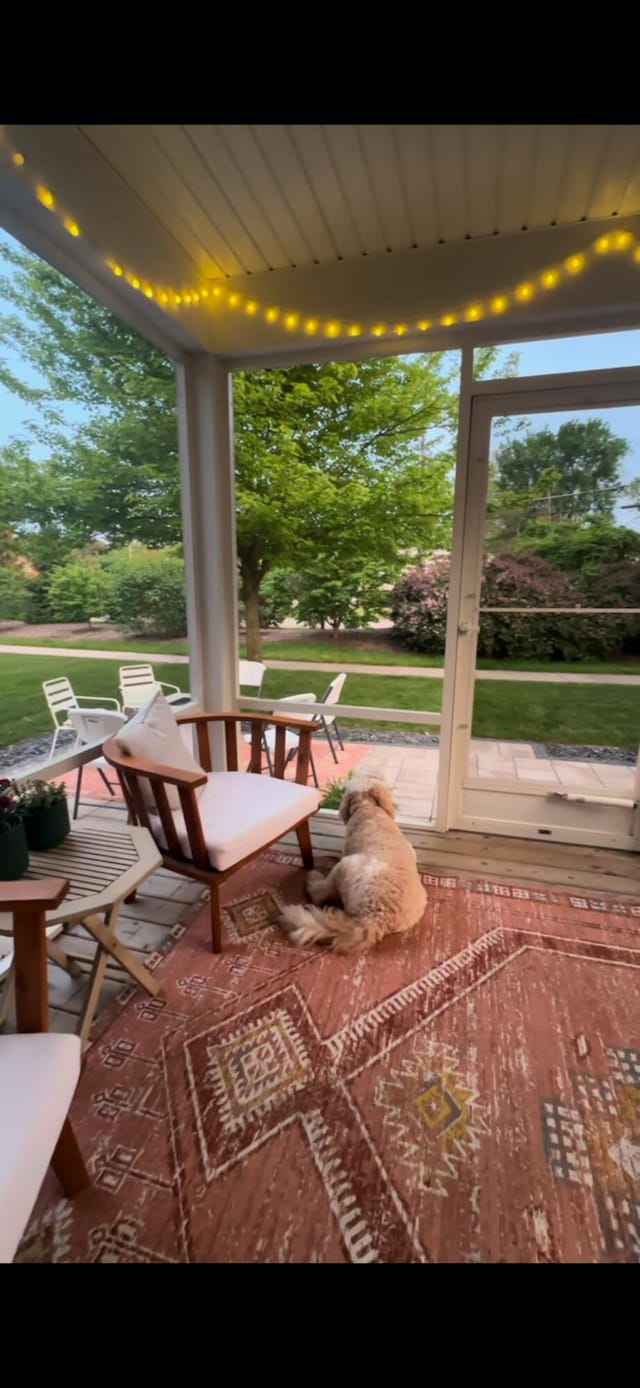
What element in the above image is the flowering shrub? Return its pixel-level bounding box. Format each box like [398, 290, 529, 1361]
[391, 551, 640, 660]
[0, 779, 25, 836]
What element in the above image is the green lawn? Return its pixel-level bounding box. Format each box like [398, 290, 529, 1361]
[3, 630, 640, 676]
[0, 652, 637, 753]
[0, 654, 189, 749]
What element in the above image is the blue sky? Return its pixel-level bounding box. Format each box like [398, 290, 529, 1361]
[1, 224, 640, 525]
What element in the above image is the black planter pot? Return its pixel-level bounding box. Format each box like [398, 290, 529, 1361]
[24, 798, 70, 851]
[0, 820, 29, 879]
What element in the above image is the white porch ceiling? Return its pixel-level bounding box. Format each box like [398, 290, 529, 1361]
[2, 125, 640, 362]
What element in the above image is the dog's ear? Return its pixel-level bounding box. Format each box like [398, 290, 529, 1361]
[367, 779, 396, 819]
[339, 786, 359, 824]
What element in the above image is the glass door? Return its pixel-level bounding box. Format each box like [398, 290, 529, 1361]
[449, 372, 640, 849]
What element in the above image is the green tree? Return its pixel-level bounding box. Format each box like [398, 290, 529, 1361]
[296, 560, 390, 633]
[0, 238, 507, 658]
[511, 516, 640, 573]
[48, 558, 108, 624]
[493, 419, 629, 521]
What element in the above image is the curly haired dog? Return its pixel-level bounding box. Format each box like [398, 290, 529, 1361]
[279, 775, 427, 953]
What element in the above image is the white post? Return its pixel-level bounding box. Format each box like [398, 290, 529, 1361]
[176, 355, 239, 768]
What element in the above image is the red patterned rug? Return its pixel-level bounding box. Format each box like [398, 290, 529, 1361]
[18, 852, 640, 1263]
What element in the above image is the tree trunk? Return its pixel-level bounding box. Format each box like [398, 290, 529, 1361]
[242, 568, 263, 661]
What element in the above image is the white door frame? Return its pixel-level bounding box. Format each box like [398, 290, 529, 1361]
[438, 361, 640, 849]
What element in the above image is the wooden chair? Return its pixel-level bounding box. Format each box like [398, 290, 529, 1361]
[0, 879, 89, 1263]
[103, 711, 321, 954]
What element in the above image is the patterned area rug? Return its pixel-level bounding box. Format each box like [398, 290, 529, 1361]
[18, 852, 640, 1263]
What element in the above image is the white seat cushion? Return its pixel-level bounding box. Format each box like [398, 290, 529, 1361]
[0, 1033, 81, 1263]
[114, 690, 205, 810]
[151, 771, 320, 871]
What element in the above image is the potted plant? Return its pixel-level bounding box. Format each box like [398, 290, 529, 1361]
[19, 778, 70, 851]
[0, 779, 29, 880]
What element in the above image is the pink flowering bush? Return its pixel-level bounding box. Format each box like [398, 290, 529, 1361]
[391, 551, 640, 660]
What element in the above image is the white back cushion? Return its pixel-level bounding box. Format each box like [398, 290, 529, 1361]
[115, 690, 205, 810]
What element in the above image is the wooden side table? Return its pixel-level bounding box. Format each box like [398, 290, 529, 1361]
[0, 821, 163, 1047]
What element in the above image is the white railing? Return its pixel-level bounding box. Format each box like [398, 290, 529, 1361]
[239, 697, 441, 727]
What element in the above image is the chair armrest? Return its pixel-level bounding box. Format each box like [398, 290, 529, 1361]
[76, 694, 121, 711]
[159, 682, 181, 696]
[102, 738, 208, 789]
[0, 878, 69, 912]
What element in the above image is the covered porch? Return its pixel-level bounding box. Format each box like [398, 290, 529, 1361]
[1, 125, 640, 1264]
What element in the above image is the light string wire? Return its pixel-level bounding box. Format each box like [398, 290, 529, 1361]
[7, 147, 640, 342]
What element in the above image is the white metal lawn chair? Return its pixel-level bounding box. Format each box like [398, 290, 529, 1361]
[43, 677, 121, 759]
[317, 673, 347, 762]
[238, 659, 267, 694]
[118, 664, 186, 715]
[66, 709, 127, 818]
[244, 693, 320, 787]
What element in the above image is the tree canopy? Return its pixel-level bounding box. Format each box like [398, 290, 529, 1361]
[0, 237, 501, 654]
[493, 418, 630, 524]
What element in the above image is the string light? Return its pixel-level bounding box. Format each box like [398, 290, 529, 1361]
[8, 148, 640, 343]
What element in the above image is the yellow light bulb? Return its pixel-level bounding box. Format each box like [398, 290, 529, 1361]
[565, 253, 585, 274]
[265, 307, 279, 322]
[596, 235, 611, 253]
[127, 274, 141, 290]
[213, 286, 222, 297]
[36, 186, 55, 209]
[192, 292, 200, 304]
[515, 283, 533, 301]
[541, 270, 559, 289]
[491, 295, 508, 313]
[325, 321, 341, 337]
[304, 318, 318, 334]
[417, 320, 431, 331]
[372, 325, 386, 336]
[228, 293, 240, 308]
[394, 323, 407, 336]
[183, 293, 192, 305]
[347, 324, 362, 337]
[285, 313, 299, 329]
[465, 304, 483, 321]
[63, 218, 80, 237]
[245, 299, 259, 315]
[634, 246, 640, 264]
[174, 294, 182, 306]
[143, 285, 154, 299]
[615, 230, 633, 249]
[201, 289, 209, 299]
[111, 262, 123, 277]
[441, 314, 456, 327]
[11, 152, 25, 167]
[159, 291, 169, 304]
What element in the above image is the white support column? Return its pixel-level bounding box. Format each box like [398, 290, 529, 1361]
[176, 355, 239, 768]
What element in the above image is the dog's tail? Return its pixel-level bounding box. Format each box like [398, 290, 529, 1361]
[279, 903, 384, 954]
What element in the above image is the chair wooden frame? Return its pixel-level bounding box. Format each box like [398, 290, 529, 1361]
[103, 711, 320, 954]
[0, 879, 89, 1199]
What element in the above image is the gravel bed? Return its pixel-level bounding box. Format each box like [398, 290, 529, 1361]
[1, 726, 635, 772]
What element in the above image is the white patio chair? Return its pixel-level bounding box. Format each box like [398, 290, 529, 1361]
[238, 659, 267, 694]
[43, 677, 121, 759]
[317, 673, 347, 762]
[244, 693, 320, 788]
[118, 664, 185, 715]
[66, 709, 128, 818]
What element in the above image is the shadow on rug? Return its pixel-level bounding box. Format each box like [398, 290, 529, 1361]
[18, 851, 640, 1263]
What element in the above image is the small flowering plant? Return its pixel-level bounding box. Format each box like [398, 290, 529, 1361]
[0, 778, 26, 837]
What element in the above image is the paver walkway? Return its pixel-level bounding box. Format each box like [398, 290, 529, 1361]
[2, 643, 640, 685]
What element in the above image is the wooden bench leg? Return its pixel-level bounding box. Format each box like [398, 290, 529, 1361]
[296, 821, 315, 869]
[210, 883, 223, 954]
[51, 1118, 90, 1196]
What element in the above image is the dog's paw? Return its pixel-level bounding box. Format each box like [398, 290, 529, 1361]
[306, 869, 326, 901]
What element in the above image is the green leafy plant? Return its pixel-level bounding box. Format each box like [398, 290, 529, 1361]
[0, 778, 26, 834]
[19, 778, 67, 810]
[319, 774, 352, 810]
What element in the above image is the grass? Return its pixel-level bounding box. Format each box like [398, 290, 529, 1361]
[0, 652, 638, 754]
[3, 630, 640, 676]
[0, 653, 189, 749]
